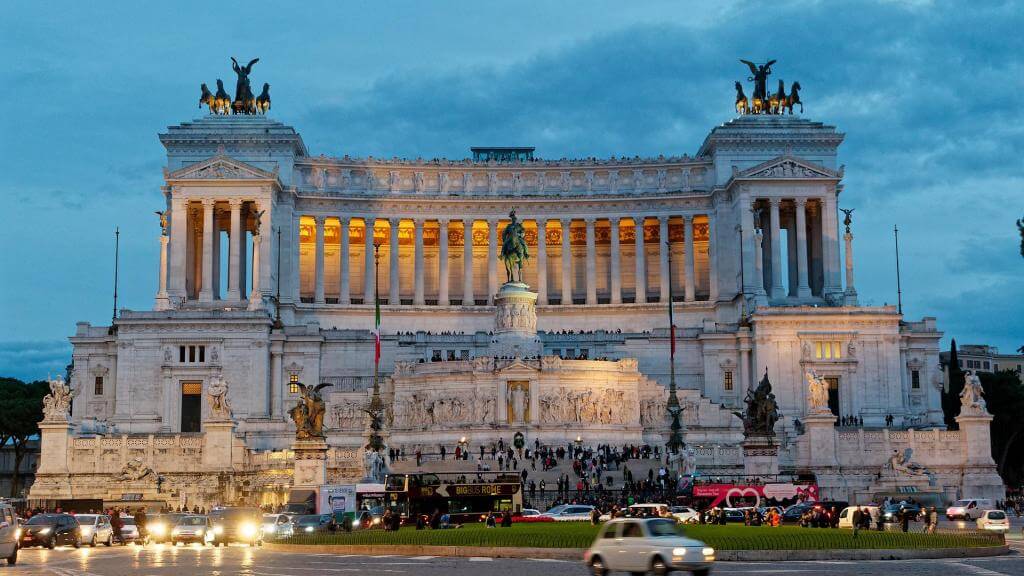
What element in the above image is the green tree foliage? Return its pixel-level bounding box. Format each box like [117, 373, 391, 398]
[1017, 215, 1024, 257]
[0, 377, 49, 497]
[979, 370, 1024, 486]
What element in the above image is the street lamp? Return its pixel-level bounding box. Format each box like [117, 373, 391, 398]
[665, 240, 684, 455]
[367, 239, 385, 452]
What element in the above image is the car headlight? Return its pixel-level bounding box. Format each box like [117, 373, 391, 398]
[152, 523, 167, 536]
[240, 522, 258, 538]
[14, 529, 21, 540]
[38, 528, 51, 535]
[264, 525, 275, 533]
[672, 547, 688, 556]
[353, 520, 360, 528]
[703, 547, 715, 557]
[197, 530, 204, 536]
[171, 529, 180, 536]
[214, 526, 224, 534]
[371, 518, 380, 525]
[304, 526, 314, 533]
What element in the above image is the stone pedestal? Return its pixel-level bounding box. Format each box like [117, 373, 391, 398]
[202, 420, 235, 471]
[742, 434, 779, 477]
[29, 420, 74, 500]
[293, 439, 328, 488]
[804, 412, 839, 468]
[489, 282, 542, 358]
[956, 412, 1006, 499]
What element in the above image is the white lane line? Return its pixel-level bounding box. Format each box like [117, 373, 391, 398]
[409, 555, 437, 560]
[468, 556, 493, 561]
[529, 558, 570, 562]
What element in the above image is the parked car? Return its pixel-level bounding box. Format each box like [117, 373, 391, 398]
[209, 507, 263, 547]
[837, 506, 880, 529]
[782, 502, 814, 522]
[520, 509, 543, 517]
[170, 515, 213, 545]
[262, 514, 295, 539]
[720, 507, 749, 523]
[977, 510, 1011, 533]
[20, 513, 81, 549]
[0, 502, 19, 565]
[947, 499, 993, 521]
[544, 504, 595, 521]
[584, 517, 714, 576]
[75, 514, 114, 547]
[670, 506, 700, 524]
[146, 513, 188, 543]
[293, 514, 332, 534]
[882, 503, 921, 523]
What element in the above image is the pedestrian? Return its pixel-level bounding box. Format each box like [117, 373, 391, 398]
[928, 506, 938, 534]
[852, 507, 862, 538]
[480, 445, 485, 460]
[111, 509, 125, 545]
[135, 507, 148, 545]
[440, 444, 446, 460]
[900, 509, 910, 533]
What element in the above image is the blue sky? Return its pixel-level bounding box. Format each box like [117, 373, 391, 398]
[1, 1, 1022, 381]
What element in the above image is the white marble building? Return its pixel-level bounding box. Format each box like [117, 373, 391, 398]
[30, 111, 1004, 507]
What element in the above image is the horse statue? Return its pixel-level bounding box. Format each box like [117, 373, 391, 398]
[734, 81, 749, 115]
[213, 80, 231, 115]
[255, 83, 271, 114]
[199, 83, 214, 112]
[783, 81, 803, 114]
[769, 80, 786, 114]
[500, 209, 529, 283]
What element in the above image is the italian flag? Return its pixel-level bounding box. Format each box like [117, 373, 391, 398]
[374, 291, 381, 366]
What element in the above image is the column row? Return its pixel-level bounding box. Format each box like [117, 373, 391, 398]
[297, 214, 718, 307]
[753, 197, 833, 300]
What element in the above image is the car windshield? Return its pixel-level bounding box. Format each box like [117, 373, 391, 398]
[122, 517, 136, 525]
[296, 515, 321, 525]
[178, 517, 206, 526]
[77, 515, 99, 525]
[953, 500, 971, 507]
[212, 509, 259, 522]
[27, 515, 60, 525]
[988, 511, 1007, 520]
[545, 505, 567, 515]
[647, 519, 679, 536]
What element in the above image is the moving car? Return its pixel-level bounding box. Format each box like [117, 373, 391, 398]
[947, 499, 993, 521]
[0, 502, 18, 565]
[120, 516, 142, 543]
[977, 510, 1011, 533]
[209, 507, 263, 546]
[293, 514, 332, 534]
[882, 503, 921, 523]
[20, 513, 82, 549]
[670, 506, 700, 524]
[520, 509, 543, 517]
[721, 507, 749, 523]
[170, 515, 213, 545]
[262, 514, 295, 539]
[353, 509, 382, 529]
[75, 514, 114, 547]
[544, 504, 595, 521]
[584, 517, 714, 576]
[146, 513, 189, 543]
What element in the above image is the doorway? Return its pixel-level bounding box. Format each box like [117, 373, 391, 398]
[181, 381, 202, 432]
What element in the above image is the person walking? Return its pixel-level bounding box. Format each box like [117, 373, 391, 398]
[852, 507, 862, 538]
[928, 506, 938, 534]
[111, 509, 125, 545]
[900, 509, 910, 533]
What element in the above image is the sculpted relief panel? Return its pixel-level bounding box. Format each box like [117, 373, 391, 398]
[394, 388, 495, 429]
[538, 387, 636, 425]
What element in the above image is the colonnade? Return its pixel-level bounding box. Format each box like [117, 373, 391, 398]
[296, 213, 718, 307]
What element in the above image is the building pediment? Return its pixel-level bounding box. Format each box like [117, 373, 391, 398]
[165, 154, 280, 183]
[494, 358, 540, 374]
[733, 156, 841, 181]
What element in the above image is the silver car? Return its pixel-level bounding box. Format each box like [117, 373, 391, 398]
[584, 518, 714, 576]
[75, 514, 114, 547]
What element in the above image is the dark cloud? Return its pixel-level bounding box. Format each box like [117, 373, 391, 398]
[0, 340, 71, 382]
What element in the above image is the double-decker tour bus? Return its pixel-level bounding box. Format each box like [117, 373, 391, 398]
[383, 472, 523, 524]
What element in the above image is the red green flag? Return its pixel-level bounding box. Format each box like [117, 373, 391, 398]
[373, 290, 381, 366]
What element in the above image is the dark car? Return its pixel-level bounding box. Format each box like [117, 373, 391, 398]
[782, 503, 813, 522]
[209, 507, 263, 547]
[883, 503, 922, 523]
[20, 514, 82, 549]
[293, 514, 332, 534]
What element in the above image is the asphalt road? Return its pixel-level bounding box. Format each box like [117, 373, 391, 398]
[5, 542, 1024, 576]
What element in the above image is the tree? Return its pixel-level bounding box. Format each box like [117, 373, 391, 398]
[1017, 215, 1024, 257]
[0, 377, 49, 497]
[941, 339, 963, 429]
[979, 370, 1024, 486]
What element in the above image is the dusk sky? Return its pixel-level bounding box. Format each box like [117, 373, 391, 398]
[1, 1, 1021, 381]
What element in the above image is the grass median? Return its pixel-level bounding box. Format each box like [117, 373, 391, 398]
[281, 523, 1002, 550]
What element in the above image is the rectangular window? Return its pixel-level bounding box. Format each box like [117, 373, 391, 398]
[460, 350, 470, 360]
[180, 381, 202, 433]
[825, 376, 840, 416]
[911, 370, 920, 389]
[289, 373, 300, 394]
[814, 341, 842, 360]
[179, 346, 186, 363]
[94, 376, 104, 396]
[983, 361, 990, 370]
[723, 371, 734, 392]
[552, 349, 560, 357]
[580, 349, 589, 360]
[189, 346, 196, 363]
[199, 346, 206, 363]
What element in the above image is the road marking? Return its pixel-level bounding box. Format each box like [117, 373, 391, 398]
[950, 563, 1012, 576]
[529, 558, 569, 562]
[409, 555, 437, 560]
[468, 556, 493, 561]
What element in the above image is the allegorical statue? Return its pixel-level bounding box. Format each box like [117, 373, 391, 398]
[207, 375, 232, 420]
[289, 382, 332, 439]
[500, 209, 529, 283]
[959, 370, 988, 415]
[115, 457, 154, 482]
[154, 211, 168, 236]
[840, 208, 855, 233]
[806, 370, 831, 414]
[42, 375, 77, 422]
[888, 448, 929, 478]
[732, 370, 781, 436]
[231, 57, 259, 113]
[740, 59, 776, 106]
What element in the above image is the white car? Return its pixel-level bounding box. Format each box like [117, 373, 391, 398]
[544, 504, 595, 521]
[670, 506, 700, 524]
[262, 514, 295, 539]
[946, 498, 993, 521]
[520, 509, 543, 517]
[977, 510, 1010, 533]
[584, 517, 714, 576]
[0, 502, 18, 565]
[75, 514, 114, 547]
[837, 506, 880, 529]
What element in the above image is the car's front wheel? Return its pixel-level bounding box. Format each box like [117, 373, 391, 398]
[589, 555, 607, 576]
[89, 535, 97, 547]
[73, 536, 82, 549]
[46, 538, 55, 550]
[650, 555, 669, 576]
[6, 547, 16, 565]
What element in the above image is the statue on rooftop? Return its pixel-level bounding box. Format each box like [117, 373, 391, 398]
[500, 209, 529, 283]
[740, 59, 776, 107]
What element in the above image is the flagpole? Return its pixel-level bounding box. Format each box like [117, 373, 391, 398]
[112, 227, 120, 322]
[665, 240, 683, 455]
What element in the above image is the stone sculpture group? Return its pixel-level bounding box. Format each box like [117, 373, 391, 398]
[537, 387, 632, 425]
[42, 375, 76, 422]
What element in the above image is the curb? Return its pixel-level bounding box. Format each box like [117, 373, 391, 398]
[264, 543, 1009, 561]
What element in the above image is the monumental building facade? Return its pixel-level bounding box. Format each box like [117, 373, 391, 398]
[30, 108, 1004, 509]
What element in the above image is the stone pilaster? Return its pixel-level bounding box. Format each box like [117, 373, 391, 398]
[314, 214, 326, 304]
[684, 215, 696, 302]
[339, 217, 351, 305]
[769, 198, 784, 299]
[199, 199, 215, 302]
[363, 217, 376, 304]
[659, 217, 670, 303]
[227, 199, 243, 301]
[462, 219, 474, 305]
[560, 218, 572, 305]
[609, 217, 621, 304]
[389, 218, 400, 305]
[633, 216, 646, 304]
[535, 219, 548, 305]
[795, 198, 811, 298]
[585, 218, 597, 305]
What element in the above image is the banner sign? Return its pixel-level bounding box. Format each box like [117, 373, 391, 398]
[320, 484, 356, 515]
[692, 483, 819, 509]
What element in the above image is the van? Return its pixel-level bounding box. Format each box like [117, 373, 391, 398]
[946, 499, 993, 521]
[837, 506, 880, 529]
[0, 502, 19, 565]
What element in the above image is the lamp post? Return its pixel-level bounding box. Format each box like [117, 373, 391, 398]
[665, 240, 684, 455]
[367, 240, 385, 453]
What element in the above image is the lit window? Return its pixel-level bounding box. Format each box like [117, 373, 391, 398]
[723, 371, 734, 392]
[911, 370, 920, 389]
[94, 376, 104, 396]
[289, 373, 300, 394]
[815, 341, 842, 360]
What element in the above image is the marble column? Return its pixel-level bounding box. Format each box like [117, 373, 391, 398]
[169, 197, 187, 300]
[769, 198, 784, 299]
[684, 215, 696, 302]
[211, 206, 221, 300]
[585, 218, 597, 305]
[270, 338, 283, 419]
[155, 233, 170, 309]
[844, 228, 858, 305]
[363, 217, 376, 304]
[438, 219, 450, 306]
[823, 195, 842, 298]
[609, 217, 622, 304]
[795, 198, 811, 298]
[634, 216, 647, 304]
[560, 218, 572, 305]
[199, 199, 215, 302]
[413, 218, 425, 305]
[707, 214, 719, 302]
[389, 218, 401, 305]
[314, 215, 326, 304]
[487, 218, 498, 303]
[463, 219, 474, 305]
[536, 219, 548, 305]
[249, 228, 262, 306]
[659, 216, 670, 303]
[339, 217, 351, 305]
[740, 195, 760, 297]
[292, 212, 302, 303]
[227, 199, 242, 300]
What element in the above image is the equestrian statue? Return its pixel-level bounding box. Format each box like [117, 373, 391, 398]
[500, 209, 529, 284]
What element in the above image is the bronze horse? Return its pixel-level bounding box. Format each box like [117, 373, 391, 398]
[783, 81, 803, 114]
[735, 81, 749, 115]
